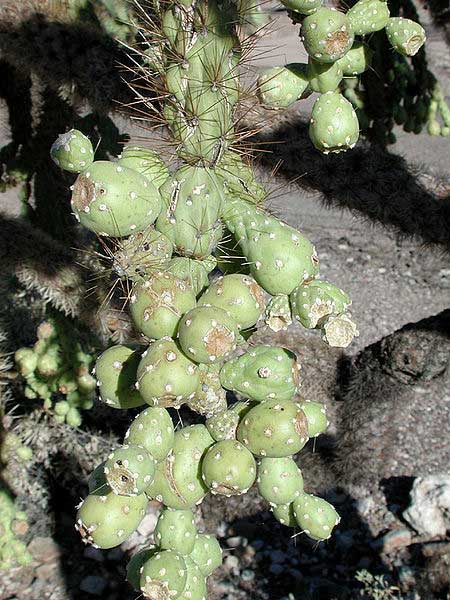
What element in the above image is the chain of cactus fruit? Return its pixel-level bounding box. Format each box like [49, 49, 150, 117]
[258, 0, 434, 151]
[49, 1, 368, 597]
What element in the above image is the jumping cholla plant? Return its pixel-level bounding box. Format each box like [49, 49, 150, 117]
[49, 0, 425, 597]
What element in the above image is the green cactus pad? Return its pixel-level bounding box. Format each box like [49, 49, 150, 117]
[265, 294, 292, 332]
[290, 279, 351, 329]
[257, 64, 310, 109]
[257, 457, 304, 505]
[166, 256, 217, 296]
[51, 129, 94, 173]
[136, 339, 200, 408]
[75, 487, 147, 549]
[154, 508, 197, 554]
[280, 0, 323, 15]
[127, 547, 156, 591]
[271, 502, 297, 527]
[297, 400, 328, 437]
[336, 41, 373, 76]
[198, 274, 265, 330]
[181, 556, 208, 600]
[187, 363, 228, 418]
[347, 0, 390, 36]
[385, 17, 426, 57]
[125, 407, 175, 462]
[307, 59, 343, 94]
[188, 533, 223, 576]
[94, 345, 144, 410]
[178, 306, 239, 364]
[206, 402, 252, 441]
[237, 399, 309, 457]
[219, 346, 300, 402]
[202, 439, 257, 496]
[292, 493, 340, 540]
[130, 272, 196, 339]
[104, 444, 155, 496]
[71, 161, 161, 237]
[140, 549, 187, 599]
[117, 145, 170, 188]
[322, 313, 358, 348]
[309, 91, 359, 154]
[301, 8, 354, 64]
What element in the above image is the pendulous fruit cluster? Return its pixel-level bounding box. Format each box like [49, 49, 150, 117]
[257, 0, 429, 151]
[0, 486, 33, 571]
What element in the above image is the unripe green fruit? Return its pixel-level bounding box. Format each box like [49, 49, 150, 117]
[36, 353, 59, 377]
[337, 41, 373, 76]
[181, 556, 208, 600]
[307, 59, 343, 93]
[198, 274, 265, 330]
[54, 400, 70, 416]
[280, 0, 323, 16]
[104, 444, 155, 496]
[71, 161, 161, 237]
[347, 0, 390, 35]
[322, 312, 359, 348]
[125, 407, 174, 462]
[77, 371, 97, 393]
[76, 487, 147, 549]
[265, 294, 292, 332]
[66, 407, 82, 427]
[166, 256, 217, 296]
[206, 402, 252, 441]
[187, 363, 227, 418]
[216, 151, 267, 206]
[219, 346, 300, 402]
[127, 547, 156, 591]
[309, 91, 359, 154]
[15, 348, 37, 376]
[140, 549, 187, 600]
[257, 457, 304, 505]
[154, 508, 197, 554]
[136, 339, 200, 408]
[178, 306, 239, 364]
[188, 533, 223, 576]
[290, 279, 351, 329]
[297, 400, 328, 437]
[292, 493, 340, 540]
[130, 273, 196, 339]
[51, 129, 94, 173]
[237, 399, 309, 457]
[301, 8, 354, 64]
[202, 440, 257, 496]
[271, 502, 297, 527]
[94, 345, 144, 409]
[117, 146, 170, 188]
[385, 17, 426, 57]
[257, 64, 310, 109]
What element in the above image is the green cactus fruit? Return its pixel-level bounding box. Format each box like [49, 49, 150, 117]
[156, 166, 224, 258]
[187, 363, 228, 418]
[309, 91, 359, 154]
[113, 226, 173, 282]
[237, 399, 309, 457]
[166, 256, 217, 296]
[265, 294, 292, 332]
[385, 17, 426, 57]
[189, 533, 223, 576]
[322, 312, 358, 348]
[292, 493, 340, 540]
[307, 59, 343, 93]
[222, 198, 319, 295]
[297, 400, 328, 437]
[301, 8, 354, 64]
[216, 151, 267, 205]
[178, 306, 239, 364]
[36, 353, 59, 377]
[124, 407, 175, 462]
[15, 348, 37, 376]
[198, 274, 265, 331]
[280, 0, 323, 15]
[75, 487, 147, 549]
[104, 444, 155, 496]
[201, 439, 257, 496]
[154, 508, 197, 554]
[71, 161, 161, 237]
[66, 407, 82, 427]
[181, 556, 208, 600]
[51, 129, 94, 173]
[219, 346, 300, 402]
[130, 272, 196, 340]
[140, 549, 187, 600]
[117, 146, 170, 188]
[136, 339, 200, 408]
[347, 0, 390, 35]
[94, 345, 144, 409]
[257, 64, 310, 109]
[271, 502, 297, 527]
[146, 425, 214, 509]
[290, 279, 351, 329]
[127, 547, 156, 591]
[257, 457, 304, 505]
[206, 401, 252, 441]
[336, 41, 373, 76]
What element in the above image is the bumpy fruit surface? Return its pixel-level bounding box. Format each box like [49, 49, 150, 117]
[272, 502, 297, 527]
[167, 256, 217, 296]
[292, 493, 340, 540]
[117, 145, 170, 188]
[124, 406, 175, 462]
[189, 533, 223, 576]
[257, 457, 304, 505]
[216, 151, 267, 205]
[322, 312, 359, 348]
[181, 556, 208, 600]
[385, 17, 426, 57]
[188, 363, 227, 418]
[140, 549, 187, 599]
[290, 279, 351, 329]
[51, 129, 94, 173]
[257, 64, 310, 109]
[154, 508, 197, 554]
[281, 0, 323, 15]
[202, 439, 257, 496]
[206, 401, 252, 441]
[219, 346, 300, 402]
[265, 294, 292, 332]
[347, 0, 390, 35]
[136, 339, 200, 408]
[94, 345, 144, 409]
[130, 273, 196, 339]
[307, 59, 343, 93]
[71, 161, 161, 237]
[237, 399, 309, 457]
[309, 91, 359, 154]
[297, 400, 328, 437]
[104, 444, 155, 496]
[336, 41, 373, 76]
[301, 8, 354, 63]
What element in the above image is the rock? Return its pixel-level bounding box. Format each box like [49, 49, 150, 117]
[80, 575, 108, 596]
[403, 475, 450, 537]
[269, 563, 284, 575]
[136, 511, 158, 537]
[36, 562, 59, 581]
[84, 546, 105, 562]
[224, 555, 239, 570]
[241, 569, 255, 581]
[27, 536, 61, 564]
[374, 528, 413, 553]
[270, 549, 286, 563]
[226, 536, 243, 548]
